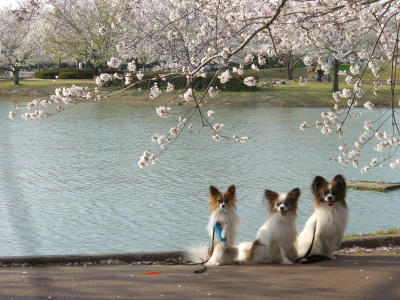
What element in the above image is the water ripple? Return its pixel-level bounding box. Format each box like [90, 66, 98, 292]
[0, 102, 399, 256]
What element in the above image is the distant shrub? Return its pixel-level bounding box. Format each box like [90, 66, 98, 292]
[58, 70, 94, 79]
[34, 69, 60, 79]
[34, 69, 94, 79]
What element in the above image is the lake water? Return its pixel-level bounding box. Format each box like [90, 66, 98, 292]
[0, 100, 399, 257]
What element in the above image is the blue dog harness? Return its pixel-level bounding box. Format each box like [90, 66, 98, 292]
[215, 222, 226, 242]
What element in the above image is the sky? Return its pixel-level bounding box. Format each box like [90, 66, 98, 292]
[0, 0, 19, 9]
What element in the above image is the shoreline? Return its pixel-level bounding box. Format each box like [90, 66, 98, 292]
[1, 234, 398, 267]
[1, 78, 397, 108]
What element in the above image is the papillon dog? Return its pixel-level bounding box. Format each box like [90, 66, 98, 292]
[186, 185, 239, 265]
[297, 175, 348, 260]
[237, 188, 300, 264]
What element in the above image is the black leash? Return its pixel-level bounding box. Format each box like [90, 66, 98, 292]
[295, 220, 317, 263]
[193, 213, 219, 274]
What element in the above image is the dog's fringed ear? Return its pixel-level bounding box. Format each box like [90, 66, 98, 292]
[288, 188, 300, 201]
[226, 185, 235, 195]
[264, 189, 278, 202]
[209, 185, 220, 197]
[333, 175, 346, 190]
[312, 176, 327, 195]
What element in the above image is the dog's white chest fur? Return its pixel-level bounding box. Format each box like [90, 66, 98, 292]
[207, 207, 239, 247]
[252, 213, 297, 263]
[297, 203, 348, 258]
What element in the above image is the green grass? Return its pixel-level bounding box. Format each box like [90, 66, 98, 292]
[345, 228, 400, 238]
[0, 78, 96, 101]
[1, 66, 399, 107]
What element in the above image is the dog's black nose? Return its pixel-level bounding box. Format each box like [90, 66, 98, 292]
[221, 204, 226, 208]
[279, 206, 284, 211]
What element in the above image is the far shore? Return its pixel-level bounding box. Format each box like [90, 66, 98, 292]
[1, 67, 399, 108]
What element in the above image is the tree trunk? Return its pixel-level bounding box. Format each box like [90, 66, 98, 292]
[333, 59, 340, 92]
[287, 51, 293, 80]
[287, 65, 294, 80]
[12, 68, 20, 85]
[134, 58, 139, 71]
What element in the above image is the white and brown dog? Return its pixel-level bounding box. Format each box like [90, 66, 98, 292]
[237, 188, 300, 264]
[297, 175, 348, 260]
[186, 185, 239, 265]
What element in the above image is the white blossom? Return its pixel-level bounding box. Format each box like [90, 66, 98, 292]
[169, 128, 178, 136]
[166, 82, 174, 93]
[213, 123, 224, 133]
[341, 88, 352, 99]
[155, 106, 171, 118]
[107, 57, 121, 69]
[218, 70, 231, 84]
[349, 65, 360, 75]
[258, 56, 266, 66]
[208, 87, 219, 98]
[125, 73, 132, 85]
[244, 54, 254, 64]
[333, 91, 341, 102]
[127, 61, 137, 72]
[243, 77, 257, 87]
[157, 135, 166, 145]
[303, 56, 313, 66]
[149, 83, 162, 99]
[345, 75, 353, 85]
[240, 136, 249, 143]
[212, 133, 220, 141]
[251, 64, 259, 71]
[364, 101, 374, 111]
[151, 134, 159, 142]
[136, 72, 144, 81]
[8, 111, 15, 120]
[184, 88, 194, 102]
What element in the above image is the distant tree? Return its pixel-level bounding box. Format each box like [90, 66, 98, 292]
[0, 8, 41, 85]
[43, 0, 125, 71]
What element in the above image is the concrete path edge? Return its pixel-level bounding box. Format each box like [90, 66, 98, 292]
[0, 235, 399, 266]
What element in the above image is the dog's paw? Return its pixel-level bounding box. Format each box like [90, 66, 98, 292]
[281, 258, 293, 265]
[327, 253, 336, 260]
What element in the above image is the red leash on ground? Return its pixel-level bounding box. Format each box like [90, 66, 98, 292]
[143, 270, 160, 275]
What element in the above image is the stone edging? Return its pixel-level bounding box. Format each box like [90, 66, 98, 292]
[0, 235, 399, 266]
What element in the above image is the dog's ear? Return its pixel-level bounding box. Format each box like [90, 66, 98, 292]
[264, 189, 278, 203]
[209, 185, 220, 197]
[226, 185, 235, 196]
[312, 176, 327, 195]
[333, 175, 346, 190]
[332, 175, 346, 200]
[288, 188, 300, 202]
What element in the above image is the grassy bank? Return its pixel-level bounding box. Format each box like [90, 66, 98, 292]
[1, 67, 399, 107]
[345, 228, 400, 238]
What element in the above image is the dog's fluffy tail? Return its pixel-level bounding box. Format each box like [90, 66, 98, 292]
[236, 241, 253, 263]
[184, 244, 209, 264]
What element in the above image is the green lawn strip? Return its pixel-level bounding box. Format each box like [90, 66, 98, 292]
[0, 69, 399, 107]
[345, 228, 400, 239]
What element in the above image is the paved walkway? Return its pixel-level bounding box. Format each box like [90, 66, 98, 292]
[0, 251, 398, 300]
